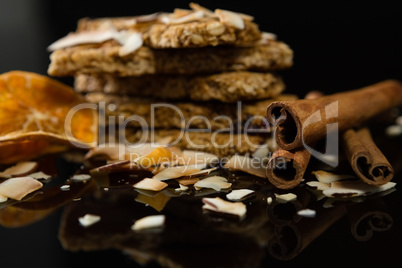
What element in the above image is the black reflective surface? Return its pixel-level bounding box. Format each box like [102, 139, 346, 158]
[0, 129, 401, 267]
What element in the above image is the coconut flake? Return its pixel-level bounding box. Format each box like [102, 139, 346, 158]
[226, 189, 255, 201]
[175, 184, 189, 192]
[297, 209, 316, 218]
[132, 215, 165, 231]
[202, 197, 246, 219]
[275, 193, 297, 203]
[152, 165, 202, 181]
[311, 170, 355, 184]
[0, 177, 43, 200]
[118, 32, 143, 56]
[175, 177, 200, 186]
[0, 161, 38, 178]
[267, 196, 273, 205]
[323, 181, 396, 197]
[134, 178, 168, 191]
[27, 171, 51, 180]
[306, 181, 330, 191]
[0, 195, 7, 203]
[385, 125, 402, 137]
[71, 174, 91, 182]
[215, 9, 244, 29]
[224, 155, 266, 178]
[60, 185, 70, 191]
[48, 30, 119, 51]
[194, 176, 232, 191]
[78, 214, 101, 227]
[161, 10, 205, 24]
[251, 146, 270, 161]
[323, 181, 396, 198]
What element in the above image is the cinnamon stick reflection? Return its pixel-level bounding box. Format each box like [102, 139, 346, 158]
[267, 194, 346, 260]
[347, 198, 393, 241]
[266, 80, 402, 151]
[342, 127, 394, 185]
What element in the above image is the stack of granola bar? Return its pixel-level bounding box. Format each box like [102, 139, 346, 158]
[47, 3, 295, 157]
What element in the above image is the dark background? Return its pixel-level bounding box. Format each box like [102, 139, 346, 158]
[1, 0, 402, 97]
[0, 1, 402, 267]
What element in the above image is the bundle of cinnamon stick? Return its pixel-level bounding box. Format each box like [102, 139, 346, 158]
[265, 80, 402, 189]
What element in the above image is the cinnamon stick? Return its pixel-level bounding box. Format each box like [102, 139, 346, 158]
[342, 127, 394, 185]
[266, 80, 402, 150]
[266, 148, 311, 189]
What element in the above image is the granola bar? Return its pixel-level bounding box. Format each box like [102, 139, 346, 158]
[48, 40, 293, 77]
[75, 71, 286, 102]
[75, 8, 262, 49]
[85, 92, 297, 130]
[109, 128, 271, 158]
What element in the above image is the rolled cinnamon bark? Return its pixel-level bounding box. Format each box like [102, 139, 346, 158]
[266, 80, 402, 150]
[342, 127, 394, 185]
[266, 148, 311, 189]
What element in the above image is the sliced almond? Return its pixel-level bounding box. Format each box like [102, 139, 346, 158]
[224, 155, 266, 178]
[215, 9, 244, 29]
[202, 197, 246, 219]
[306, 181, 330, 191]
[78, 214, 101, 227]
[311, 170, 355, 184]
[132, 215, 165, 231]
[134, 178, 168, 192]
[275, 193, 297, 203]
[194, 176, 232, 191]
[0, 161, 38, 178]
[152, 165, 202, 181]
[226, 189, 255, 201]
[323, 181, 396, 198]
[0, 176, 43, 200]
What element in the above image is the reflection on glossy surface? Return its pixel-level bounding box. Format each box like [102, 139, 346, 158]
[0, 137, 401, 267]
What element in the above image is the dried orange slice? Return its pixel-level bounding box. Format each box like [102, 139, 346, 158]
[0, 71, 98, 164]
